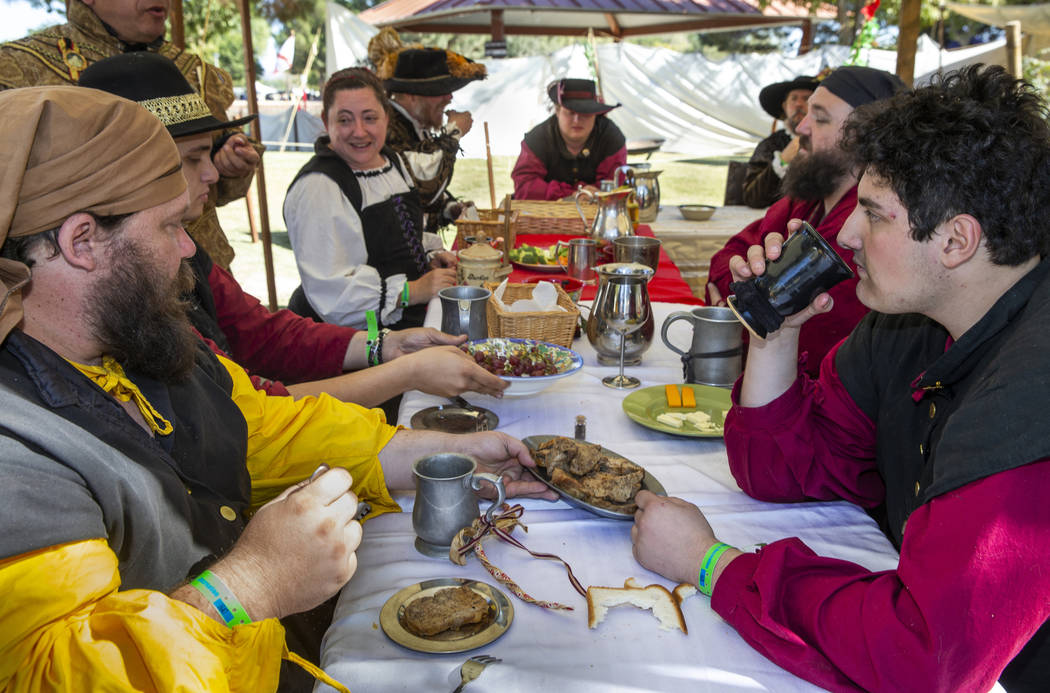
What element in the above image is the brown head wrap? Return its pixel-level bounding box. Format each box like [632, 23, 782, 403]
[0, 85, 185, 342]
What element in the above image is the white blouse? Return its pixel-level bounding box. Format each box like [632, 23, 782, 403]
[283, 156, 443, 329]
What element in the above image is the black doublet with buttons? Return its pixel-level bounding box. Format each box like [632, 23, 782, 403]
[0, 331, 250, 590]
[836, 259, 1050, 689]
[522, 114, 625, 188]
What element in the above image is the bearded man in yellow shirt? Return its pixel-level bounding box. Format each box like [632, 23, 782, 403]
[0, 87, 553, 692]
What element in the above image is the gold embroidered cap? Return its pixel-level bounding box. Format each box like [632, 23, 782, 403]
[78, 52, 256, 138]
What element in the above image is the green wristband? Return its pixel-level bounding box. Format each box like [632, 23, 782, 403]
[366, 310, 378, 344]
[190, 570, 251, 627]
[401, 282, 410, 308]
[697, 542, 734, 597]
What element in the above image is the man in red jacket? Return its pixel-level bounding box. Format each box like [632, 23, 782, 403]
[635, 65, 1050, 693]
[705, 66, 903, 375]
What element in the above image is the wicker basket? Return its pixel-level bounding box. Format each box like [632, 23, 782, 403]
[453, 209, 519, 255]
[484, 282, 580, 348]
[511, 200, 596, 235]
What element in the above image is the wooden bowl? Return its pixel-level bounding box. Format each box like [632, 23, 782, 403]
[679, 205, 716, 221]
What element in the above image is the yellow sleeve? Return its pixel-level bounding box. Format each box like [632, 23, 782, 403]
[216, 355, 401, 516]
[0, 539, 286, 693]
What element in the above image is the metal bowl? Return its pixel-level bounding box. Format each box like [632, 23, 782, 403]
[679, 204, 716, 221]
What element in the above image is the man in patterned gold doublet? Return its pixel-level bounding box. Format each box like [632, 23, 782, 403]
[0, 0, 261, 270]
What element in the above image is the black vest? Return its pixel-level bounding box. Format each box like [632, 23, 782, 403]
[0, 332, 251, 582]
[289, 137, 427, 328]
[837, 259, 1050, 691]
[184, 246, 231, 353]
[522, 114, 625, 188]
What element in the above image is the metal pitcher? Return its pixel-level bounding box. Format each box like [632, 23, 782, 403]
[586, 262, 654, 366]
[615, 165, 662, 223]
[574, 186, 634, 244]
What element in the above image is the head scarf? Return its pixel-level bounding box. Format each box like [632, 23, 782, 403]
[0, 85, 185, 341]
[820, 66, 905, 109]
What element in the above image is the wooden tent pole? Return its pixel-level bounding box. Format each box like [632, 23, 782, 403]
[237, 0, 279, 310]
[1005, 21, 1022, 77]
[896, 0, 921, 86]
[170, 0, 184, 49]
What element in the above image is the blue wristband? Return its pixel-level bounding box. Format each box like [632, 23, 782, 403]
[190, 570, 251, 626]
[697, 542, 734, 597]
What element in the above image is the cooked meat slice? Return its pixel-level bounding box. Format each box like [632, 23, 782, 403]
[535, 437, 578, 472]
[402, 585, 490, 637]
[598, 454, 642, 476]
[579, 469, 644, 503]
[569, 442, 602, 476]
[550, 467, 586, 498]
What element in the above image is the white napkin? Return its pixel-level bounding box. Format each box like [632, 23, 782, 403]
[507, 280, 566, 313]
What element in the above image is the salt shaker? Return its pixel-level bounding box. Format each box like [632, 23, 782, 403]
[574, 415, 587, 441]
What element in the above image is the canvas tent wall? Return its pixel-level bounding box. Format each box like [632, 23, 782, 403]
[325, 3, 1005, 158]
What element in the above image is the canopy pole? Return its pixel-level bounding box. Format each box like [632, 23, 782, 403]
[237, 0, 278, 311]
[1005, 21, 1022, 77]
[896, 0, 921, 86]
[170, 0, 184, 49]
[798, 19, 813, 55]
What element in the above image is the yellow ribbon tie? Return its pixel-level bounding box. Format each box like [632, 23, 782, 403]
[67, 355, 174, 436]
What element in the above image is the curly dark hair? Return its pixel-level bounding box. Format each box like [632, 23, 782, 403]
[841, 64, 1050, 266]
[321, 67, 391, 122]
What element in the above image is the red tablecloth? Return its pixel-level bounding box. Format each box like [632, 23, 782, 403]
[510, 226, 702, 304]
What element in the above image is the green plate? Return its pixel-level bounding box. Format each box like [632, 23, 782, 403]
[622, 384, 732, 437]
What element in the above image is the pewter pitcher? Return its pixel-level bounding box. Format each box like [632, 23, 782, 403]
[575, 187, 634, 244]
[615, 166, 662, 224]
[586, 263, 654, 366]
[412, 453, 505, 558]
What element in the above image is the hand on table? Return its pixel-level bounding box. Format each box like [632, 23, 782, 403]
[430, 250, 458, 269]
[212, 466, 362, 619]
[213, 133, 260, 178]
[728, 219, 834, 331]
[451, 432, 559, 501]
[385, 327, 466, 358]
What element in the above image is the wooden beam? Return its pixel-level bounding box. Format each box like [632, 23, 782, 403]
[170, 0, 184, 49]
[798, 18, 812, 55]
[390, 16, 797, 38]
[1005, 21, 1022, 77]
[604, 13, 622, 38]
[236, 0, 278, 311]
[490, 9, 505, 42]
[896, 0, 921, 86]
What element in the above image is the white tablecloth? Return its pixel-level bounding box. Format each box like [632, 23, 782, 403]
[317, 301, 901, 693]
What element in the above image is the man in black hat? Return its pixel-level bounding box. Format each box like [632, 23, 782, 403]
[512, 78, 627, 201]
[705, 66, 904, 376]
[369, 30, 487, 233]
[0, 0, 261, 271]
[741, 75, 819, 208]
[78, 52, 508, 406]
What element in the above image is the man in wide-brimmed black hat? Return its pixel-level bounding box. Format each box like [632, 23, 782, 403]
[739, 74, 819, 208]
[512, 78, 628, 200]
[369, 29, 487, 233]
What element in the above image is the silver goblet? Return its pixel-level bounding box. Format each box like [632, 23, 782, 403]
[600, 275, 650, 389]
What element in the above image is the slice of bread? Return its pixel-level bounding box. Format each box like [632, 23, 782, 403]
[587, 578, 690, 634]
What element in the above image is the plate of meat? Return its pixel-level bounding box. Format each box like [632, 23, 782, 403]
[380, 578, 513, 653]
[522, 435, 666, 519]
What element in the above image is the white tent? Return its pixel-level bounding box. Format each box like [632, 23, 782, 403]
[325, 3, 1007, 158]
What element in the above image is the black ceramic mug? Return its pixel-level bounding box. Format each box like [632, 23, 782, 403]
[727, 221, 854, 339]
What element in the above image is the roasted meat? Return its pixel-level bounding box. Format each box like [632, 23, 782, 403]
[402, 585, 490, 637]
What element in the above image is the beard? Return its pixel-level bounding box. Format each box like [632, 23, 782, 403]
[86, 238, 199, 383]
[781, 146, 852, 202]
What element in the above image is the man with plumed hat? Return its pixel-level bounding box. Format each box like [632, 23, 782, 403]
[512, 77, 628, 200]
[705, 65, 905, 376]
[741, 74, 819, 208]
[76, 51, 507, 406]
[0, 86, 552, 691]
[368, 28, 486, 233]
[0, 0, 261, 271]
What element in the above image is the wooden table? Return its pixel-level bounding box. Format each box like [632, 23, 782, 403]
[646, 205, 766, 299]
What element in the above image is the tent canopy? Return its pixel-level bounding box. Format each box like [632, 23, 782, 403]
[359, 0, 834, 39]
[946, 2, 1050, 56]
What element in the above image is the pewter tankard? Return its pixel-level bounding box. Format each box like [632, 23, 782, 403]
[412, 453, 505, 557]
[661, 306, 743, 387]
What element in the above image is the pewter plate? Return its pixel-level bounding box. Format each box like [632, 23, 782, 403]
[379, 578, 513, 654]
[410, 404, 499, 433]
[521, 435, 666, 520]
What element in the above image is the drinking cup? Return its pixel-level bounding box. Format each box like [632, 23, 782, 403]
[412, 453, 506, 557]
[613, 236, 661, 274]
[660, 306, 743, 387]
[439, 286, 490, 340]
[727, 222, 854, 339]
[555, 238, 599, 283]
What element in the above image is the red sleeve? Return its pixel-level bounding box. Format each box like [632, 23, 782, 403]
[511, 141, 577, 201]
[207, 263, 354, 384]
[724, 347, 884, 506]
[195, 331, 292, 396]
[712, 459, 1050, 693]
[593, 145, 628, 186]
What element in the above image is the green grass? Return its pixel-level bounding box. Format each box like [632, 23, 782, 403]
[221, 152, 733, 308]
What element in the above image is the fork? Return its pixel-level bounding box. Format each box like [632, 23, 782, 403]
[449, 396, 489, 432]
[451, 654, 501, 692]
